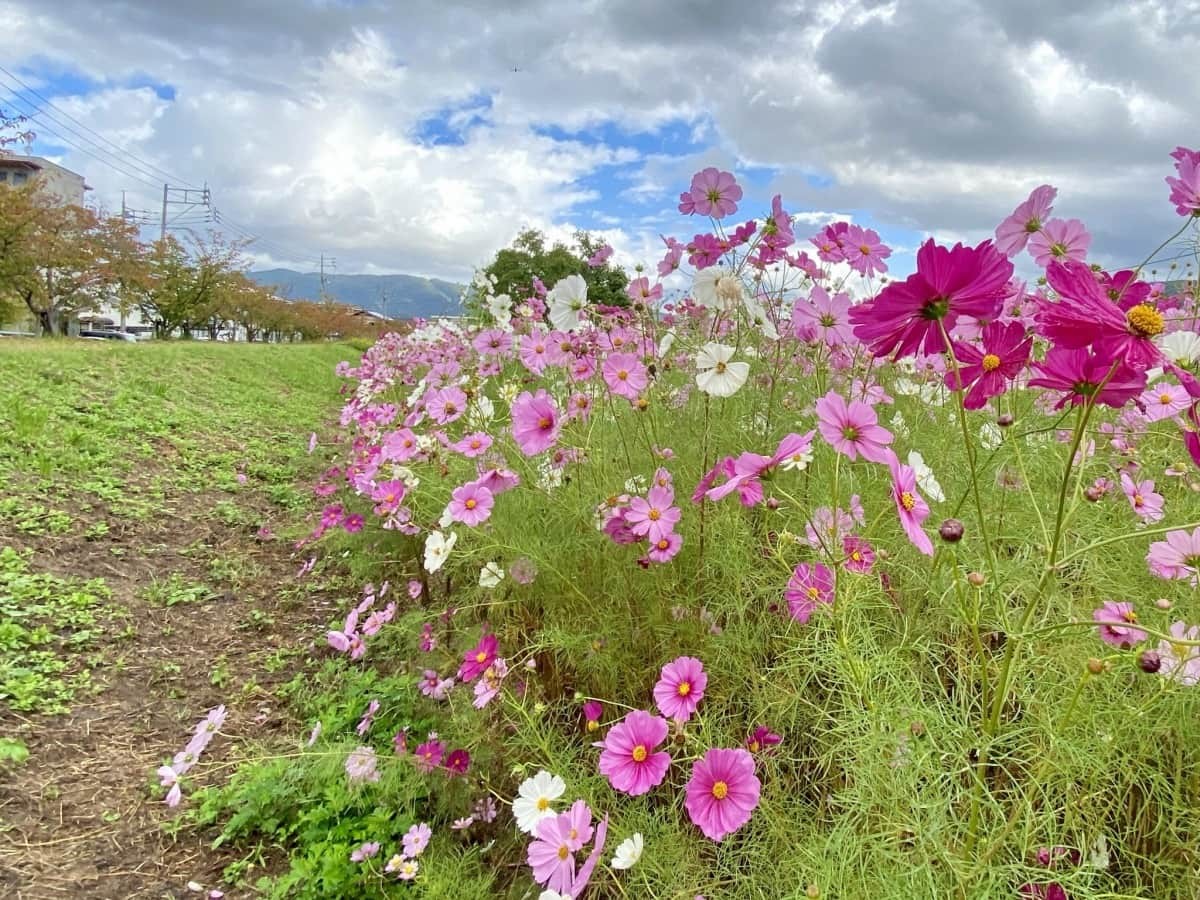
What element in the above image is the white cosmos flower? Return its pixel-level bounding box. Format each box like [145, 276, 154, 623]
[438, 505, 455, 530]
[906, 450, 945, 502]
[539, 892, 571, 900]
[743, 293, 779, 340]
[469, 394, 495, 426]
[547, 274, 589, 332]
[391, 466, 419, 491]
[498, 382, 520, 404]
[406, 378, 427, 408]
[1159, 329, 1200, 366]
[657, 328, 676, 358]
[423, 530, 457, 573]
[479, 562, 505, 588]
[695, 342, 750, 398]
[512, 770, 566, 834]
[611, 833, 644, 870]
[979, 422, 1002, 450]
[692, 267, 744, 311]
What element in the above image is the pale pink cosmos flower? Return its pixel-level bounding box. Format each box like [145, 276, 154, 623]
[815, 390, 894, 463]
[688, 167, 742, 218]
[626, 485, 681, 544]
[473, 658, 509, 709]
[1140, 382, 1190, 422]
[1028, 218, 1091, 267]
[451, 431, 494, 458]
[402, 822, 432, 858]
[1120, 471, 1164, 523]
[653, 656, 707, 722]
[602, 352, 649, 401]
[1166, 147, 1200, 217]
[1157, 621, 1200, 685]
[994, 184, 1057, 256]
[1092, 600, 1146, 648]
[792, 286, 855, 346]
[1147, 527, 1200, 583]
[345, 746, 381, 783]
[843, 223, 891, 276]
[448, 482, 495, 527]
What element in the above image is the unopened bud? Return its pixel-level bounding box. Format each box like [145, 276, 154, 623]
[805, 886, 821, 899]
[939, 519, 964, 543]
[1155, 598, 1172, 610]
[909, 720, 926, 737]
[997, 413, 1014, 428]
[1084, 486, 1103, 502]
[1086, 657, 1105, 675]
[766, 497, 781, 510]
[1138, 650, 1162, 673]
[967, 571, 986, 587]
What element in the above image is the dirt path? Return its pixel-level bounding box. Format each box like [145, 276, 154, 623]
[0, 483, 339, 899]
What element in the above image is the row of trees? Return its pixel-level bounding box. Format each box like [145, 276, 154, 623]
[0, 182, 391, 341]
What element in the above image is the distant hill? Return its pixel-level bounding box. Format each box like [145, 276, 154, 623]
[249, 269, 465, 319]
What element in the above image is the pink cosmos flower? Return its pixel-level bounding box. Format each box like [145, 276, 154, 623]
[597, 710, 671, 796]
[588, 244, 614, 267]
[350, 841, 380, 862]
[527, 806, 584, 893]
[1027, 348, 1145, 411]
[511, 390, 561, 456]
[842, 534, 876, 573]
[371, 480, 407, 516]
[403, 822, 432, 857]
[413, 739, 445, 773]
[888, 455, 933, 556]
[519, 332, 551, 374]
[602, 352, 649, 401]
[1120, 471, 1164, 523]
[843, 223, 891, 276]
[646, 531, 684, 563]
[994, 184, 1057, 256]
[419, 669, 454, 701]
[626, 485, 682, 543]
[1146, 527, 1200, 583]
[705, 432, 815, 504]
[458, 633, 499, 682]
[848, 239, 1013, 359]
[684, 748, 761, 842]
[785, 562, 835, 623]
[626, 276, 663, 305]
[746, 726, 782, 755]
[815, 391, 894, 463]
[946, 320, 1032, 410]
[345, 746, 380, 783]
[1166, 146, 1200, 217]
[444, 748, 471, 775]
[426, 386, 468, 425]
[451, 431, 493, 458]
[1140, 382, 1190, 422]
[473, 658, 508, 709]
[582, 700, 603, 732]
[792, 286, 855, 346]
[1028, 218, 1091, 267]
[448, 482, 495, 527]
[688, 167, 742, 219]
[1092, 600, 1146, 648]
[1035, 260, 1163, 373]
[1157, 621, 1200, 685]
[653, 656, 707, 722]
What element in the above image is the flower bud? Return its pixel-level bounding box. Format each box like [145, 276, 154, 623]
[1138, 650, 1162, 673]
[805, 886, 821, 899]
[939, 519, 964, 542]
[967, 571, 985, 587]
[909, 720, 926, 738]
[1155, 598, 1172, 611]
[766, 497, 781, 510]
[997, 413, 1014, 428]
[1086, 657, 1105, 675]
[1084, 486, 1103, 502]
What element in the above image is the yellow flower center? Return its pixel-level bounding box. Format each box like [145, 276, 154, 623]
[1126, 303, 1164, 337]
[677, 682, 691, 696]
[806, 586, 819, 599]
[617, 370, 628, 381]
[648, 509, 661, 521]
[587, 720, 598, 732]
[475, 650, 487, 662]
[632, 744, 648, 762]
[1134, 493, 1144, 507]
[557, 845, 570, 860]
[536, 797, 550, 811]
[656, 539, 669, 551]
[749, 740, 760, 753]
[712, 780, 729, 800]
[465, 498, 477, 509]
[900, 491, 916, 511]
[1123, 609, 1139, 623]
[850, 551, 862, 562]
[538, 416, 552, 429]
[444, 403, 457, 414]
[470, 439, 480, 448]
[859, 244, 872, 256]
[1160, 393, 1174, 405]
[715, 361, 727, 374]
[981, 353, 1001, 372]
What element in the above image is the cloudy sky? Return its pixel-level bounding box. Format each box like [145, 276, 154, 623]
[1, 0, 1197, 284]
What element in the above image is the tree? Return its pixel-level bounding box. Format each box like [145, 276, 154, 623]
[90, 214, 152, 325]
[478, 228, 629, 314]
[140, 232, 245, 338]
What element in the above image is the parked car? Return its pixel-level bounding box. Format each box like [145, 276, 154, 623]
[78, 330, 138, 342]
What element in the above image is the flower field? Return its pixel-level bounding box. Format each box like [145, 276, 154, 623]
[181, 149, 1200, 897]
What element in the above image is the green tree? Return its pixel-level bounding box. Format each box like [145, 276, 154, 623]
[478, 228, 629, 315]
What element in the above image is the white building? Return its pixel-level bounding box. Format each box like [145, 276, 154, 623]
[0, 154, 88, 206]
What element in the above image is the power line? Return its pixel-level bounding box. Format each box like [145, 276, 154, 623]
[0, 64, 200, 189]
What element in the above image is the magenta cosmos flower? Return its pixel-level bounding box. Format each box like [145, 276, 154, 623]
[1027, 348, 1145, 411]
[815, 390, 894, 464]
[946, 320, 1032, 410]
[785, 562, 835, 623]
[597, 710, 671, 796]
[653, 656, 707, 722]
[888, 456, 933, 556]
[684, 748, 761, 842]
[511, 389, 561, 456]
[687, 167, 742, 219]
[1092, 600, 1146, 648]
[1146, 527, 1200, 583]
[1166, 146, 1200, 217]
[848, 238, 1013, 359]
[994, 184, 1057, 256]
[448, 481, 494, 527]
[602, 351, 649, 401]
[458, 633, 498, 682]
[1035, 259, 1163, 373]
[791, 286, 855, 346]
[842, 534, 875, 573]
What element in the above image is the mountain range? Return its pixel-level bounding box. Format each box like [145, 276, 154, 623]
[249, 269, 465, 319]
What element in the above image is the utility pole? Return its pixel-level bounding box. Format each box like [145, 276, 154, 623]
[159, 183, 213, 242]
[319, 254, 337, 300]
[378, 286, 389, 320]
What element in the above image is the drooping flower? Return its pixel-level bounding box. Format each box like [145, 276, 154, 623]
[946, 320, 1032, 409]
[582, 700, 603, 732]
[815, 390, 894, 463]
[597, 710, 671, 796]
[513, 770, 566, 835]
[888, 455, 934, 556]
[746, 726, 782, 755]
[684, 748, 761, 842]
[652, 656, 707, 722]
[848, 239, 1013, 359]
[512, 390, 561, 456]
[695, 343, 750, 397]
[1092, 600, 1147, 648]
[784, 562, 835, 623]
[611, 833, 644, 870]
[994, 184, 1057, 256]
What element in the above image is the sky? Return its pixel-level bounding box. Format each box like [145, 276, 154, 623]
[0, 0, 1197, 284]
